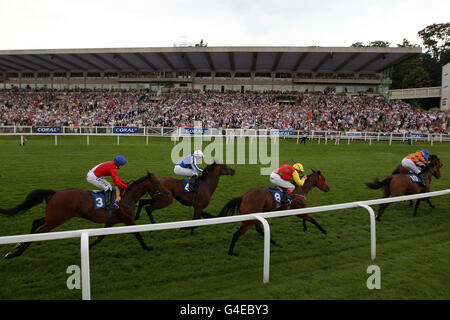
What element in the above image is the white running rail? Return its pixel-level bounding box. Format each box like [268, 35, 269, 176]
[0, 189, 449, 300]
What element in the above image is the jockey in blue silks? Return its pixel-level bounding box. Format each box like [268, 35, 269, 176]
[174, 150, 204, 192]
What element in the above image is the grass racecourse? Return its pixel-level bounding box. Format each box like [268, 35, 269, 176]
[0, 135, 448, 300]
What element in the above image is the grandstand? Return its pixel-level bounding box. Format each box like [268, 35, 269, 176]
[1, 46, 449, 134]
[0, 46, 421, 95]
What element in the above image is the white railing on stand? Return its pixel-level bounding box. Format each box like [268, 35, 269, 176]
[0, 126, 449, 144]
[0, 189, 448, 300]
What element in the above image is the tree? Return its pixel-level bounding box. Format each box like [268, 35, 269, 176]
[368, 40, 390, 47]
[418, 23, 450, 60]
[396, 38, 420, 48]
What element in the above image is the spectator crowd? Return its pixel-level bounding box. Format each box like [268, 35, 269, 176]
[0, 88, 449, 134]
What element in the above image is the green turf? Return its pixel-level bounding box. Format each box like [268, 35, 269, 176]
[0, 135, 448, 300]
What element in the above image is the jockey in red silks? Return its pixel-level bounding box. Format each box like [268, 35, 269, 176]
[86, 155, 128, 210]
[269, 163, 306, 205]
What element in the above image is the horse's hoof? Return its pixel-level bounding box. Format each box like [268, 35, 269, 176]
[228, 251, 238, 256]
[144, 246, 154, 251]
[322, 230, 328, 235]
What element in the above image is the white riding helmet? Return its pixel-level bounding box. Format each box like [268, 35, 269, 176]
[193, 150, 203, 158]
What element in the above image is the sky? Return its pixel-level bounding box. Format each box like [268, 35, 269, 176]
[0, 0, 449, 50]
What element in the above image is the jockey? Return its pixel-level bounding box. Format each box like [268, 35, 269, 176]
[270, 163, 306, 204]
[174, 150, 204, 192]
[86, 155, 128, 210]
[401, 149, 429, 186]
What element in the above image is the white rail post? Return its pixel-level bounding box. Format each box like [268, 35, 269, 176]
[87, 135, 89, 145]
[252, 215, 271, 283]
[55, 135, 58, 145]
[357, 203, 376, 260]
[117, 135, 120, 145]
[80, 232, 91, 300]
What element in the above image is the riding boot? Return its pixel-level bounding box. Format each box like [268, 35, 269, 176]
[280, 188, 291, 206]
[189, 175, 199, 193]
[104, 190, 112, 211]
[419, 173, 427, 187]
[112, 189, 120, 209]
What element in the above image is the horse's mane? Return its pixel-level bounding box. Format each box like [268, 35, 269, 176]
[199, 162, 217, 181]
[429, 154, 439, 162]
[127, 174, 151, 190]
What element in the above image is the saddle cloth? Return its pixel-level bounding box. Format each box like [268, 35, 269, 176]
[181, 180, 191, 193]
[406, 174, 422, 184]
[91, 188, 116, 210]
[264, 187, 293, 205]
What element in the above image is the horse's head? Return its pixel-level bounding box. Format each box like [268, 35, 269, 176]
[145, 171, 170, 197]
[217, 162, 235, 176]
[308, 169, 330, 192]
[428, 156, 442, 179]
[127, 171, 168, 198]
[201, 159, 235, 180]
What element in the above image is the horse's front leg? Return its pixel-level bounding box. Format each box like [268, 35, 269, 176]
[425, 198, 435, 209]
[120, 208, 153, 251]
[190, 208, 204, 235]
[135, 199, 151, 220]
[300, 214, 327, 234]
[414, 199, 421, 216]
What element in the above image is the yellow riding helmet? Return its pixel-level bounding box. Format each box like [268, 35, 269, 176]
[293, 163, 304, 173]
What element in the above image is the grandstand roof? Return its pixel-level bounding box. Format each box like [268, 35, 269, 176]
[0, 46, 422, 73]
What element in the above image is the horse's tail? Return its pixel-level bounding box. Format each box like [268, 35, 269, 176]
[365, 177, 392, 190]
[218, 197, 242, 217]
[0, 189, 55, 217]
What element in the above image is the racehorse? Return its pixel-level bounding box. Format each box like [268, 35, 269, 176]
[218, 169, 330, 256]
[392, 154, 440, 175]
[391, 154, 441, 207]
[365, 157, 442, 221]
[0, 171, 167, 258]
[135, 161, 235, 234]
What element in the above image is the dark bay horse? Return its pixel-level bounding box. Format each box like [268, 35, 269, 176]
[365, 157, 442, 221]
[0, 171, 167, 258]
[135, 161, 235, 234]
[392, 154, 440, 175]
[218, 169, 330, 256]
[391, 154, 441, 207]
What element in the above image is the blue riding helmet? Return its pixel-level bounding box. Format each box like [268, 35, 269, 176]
[114, 155, 128, 166]
[421, 149, 429, 162]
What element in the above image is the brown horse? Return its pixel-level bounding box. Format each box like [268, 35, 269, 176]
[218, 169, 330, 256]
[365, 157, 442, 221]
[135, 161, 235, 234]
[392, 154, 440, 175]
[391, 154, 442, 207]
[0, 171, 167, 258]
